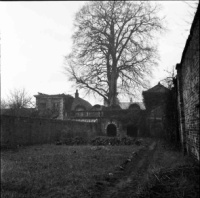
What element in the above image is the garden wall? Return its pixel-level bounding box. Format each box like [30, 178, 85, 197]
[0, 115, 101, 147]
[176, 4, 199, 161]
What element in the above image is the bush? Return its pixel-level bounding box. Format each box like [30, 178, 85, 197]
[56, 135, 141, 146]
[90, 136, 138, 146]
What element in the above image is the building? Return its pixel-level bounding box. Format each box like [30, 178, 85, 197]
[34, 90, 92, 120]
[176, 4, 199, 161]
[64, 94, 146, 137]
[142, 82, 170, 138]
[34, 86, 161, 139]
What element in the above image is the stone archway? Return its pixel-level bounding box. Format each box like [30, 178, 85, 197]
[127, 125, 138, 137]
[107, 124, 117, 137]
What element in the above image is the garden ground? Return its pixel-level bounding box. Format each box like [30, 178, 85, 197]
[1, 138, 199, 198]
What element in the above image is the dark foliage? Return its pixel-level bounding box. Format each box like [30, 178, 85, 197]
[142, 91, 169, 111]
[139, 164, 200, 198]
[163, 87, 179, 143]
[90, 136, 138, 146]
[56, 136, 140, 146]
[118, 110, 144, 127]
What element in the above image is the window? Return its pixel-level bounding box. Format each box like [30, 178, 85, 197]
[39, 103, 46, 110]
[53, 102, 59, 110]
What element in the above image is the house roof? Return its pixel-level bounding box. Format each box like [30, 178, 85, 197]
[90, 104, 106, 111]
[34, 93, 73, 99]
[71, 97, 92, 111]
[144, 83, 169, 93]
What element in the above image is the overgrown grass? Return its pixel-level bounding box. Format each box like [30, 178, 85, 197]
[2, 139, 198, 198]
[1, 144, 140, 198]
[136, 140, 200, 198]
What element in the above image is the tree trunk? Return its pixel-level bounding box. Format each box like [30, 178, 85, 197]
[108, 19, 118, 107]
[109, 72, 118, 106]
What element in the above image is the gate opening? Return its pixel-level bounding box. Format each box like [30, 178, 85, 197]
[107, 124, 117, 137]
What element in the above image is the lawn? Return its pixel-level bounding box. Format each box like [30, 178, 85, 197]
[1, 144, 140, 198]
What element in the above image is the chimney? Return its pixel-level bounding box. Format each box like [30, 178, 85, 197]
[75, 89, 79, 98]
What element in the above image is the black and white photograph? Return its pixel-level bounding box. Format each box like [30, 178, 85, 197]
[0, 1, 199, 197]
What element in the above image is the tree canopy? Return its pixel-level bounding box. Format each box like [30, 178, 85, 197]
[65, 1, 164, 106]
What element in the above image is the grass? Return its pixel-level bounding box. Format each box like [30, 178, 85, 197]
[1, 144, 140, 198]
[1, 139, 199, 198]
[136, 140, 200, 198]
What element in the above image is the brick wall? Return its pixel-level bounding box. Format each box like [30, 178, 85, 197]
[0, 115, 101, 147]
[176, 5, 199, 161]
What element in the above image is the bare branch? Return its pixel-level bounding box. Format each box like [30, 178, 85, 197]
[64, 1, 165, 105]
[7, 88, 35, 109]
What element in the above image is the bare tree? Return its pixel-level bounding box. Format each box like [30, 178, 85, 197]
[65, 1, 164, 106]
[0, 99, 8, 109]
[160, 67, 176, 90]
[7, 88, 34, 109]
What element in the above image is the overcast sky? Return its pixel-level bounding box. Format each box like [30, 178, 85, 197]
[0, 1, 198, 105]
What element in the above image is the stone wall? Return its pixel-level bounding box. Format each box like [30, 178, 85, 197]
[176, 5, 199, 161]
[101, 118, 125, 137]
[0, 115, 101, 147]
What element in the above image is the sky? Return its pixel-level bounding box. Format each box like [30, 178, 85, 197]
[0, 1, 198, 105]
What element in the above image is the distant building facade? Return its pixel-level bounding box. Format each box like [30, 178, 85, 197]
[34, 84, 171, 139]
[34, 90, 92, 120]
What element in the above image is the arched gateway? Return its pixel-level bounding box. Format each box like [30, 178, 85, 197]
[107, 124, 117, 137]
